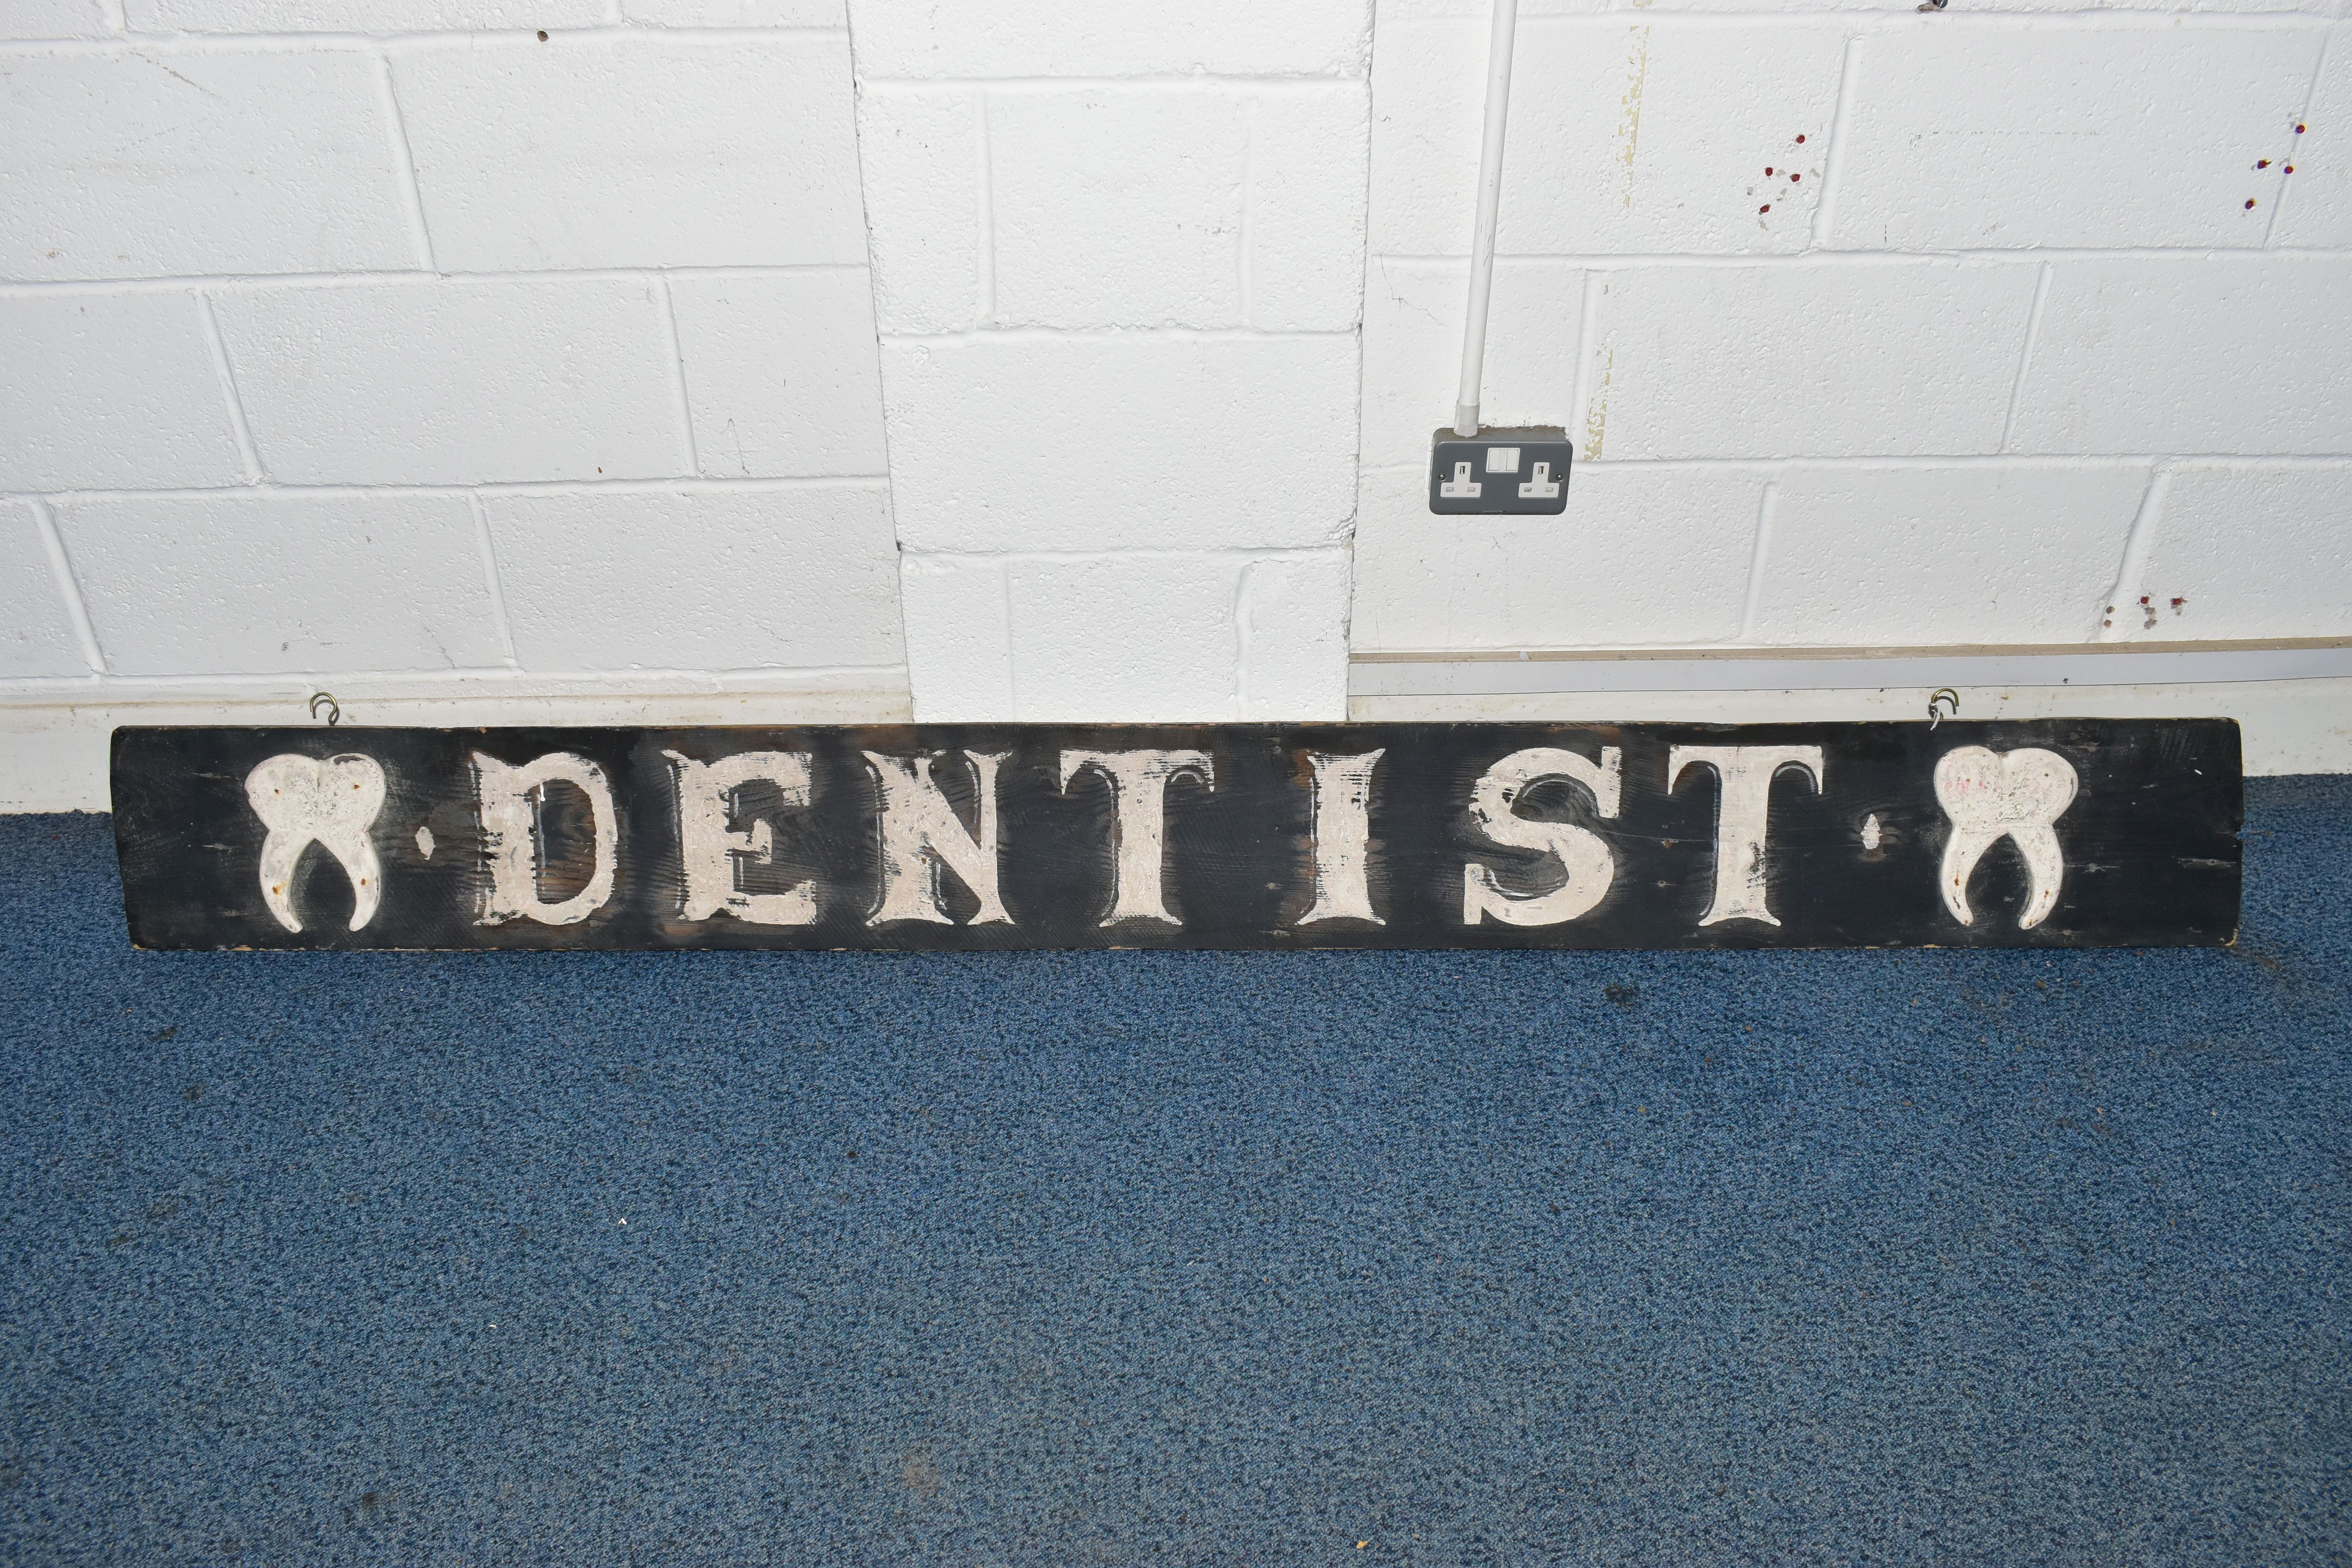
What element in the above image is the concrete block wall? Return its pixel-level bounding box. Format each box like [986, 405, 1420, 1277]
[849, 0, 1373, 720]
[1353, 6, 2352, 657]
[0, 7, 906, 764]
[5, 0, 2349, 804]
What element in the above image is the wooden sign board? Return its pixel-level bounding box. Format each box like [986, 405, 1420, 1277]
[110, 721, 2241, 952]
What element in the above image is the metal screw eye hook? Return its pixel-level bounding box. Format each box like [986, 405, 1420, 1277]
[1927, 688, 1960, 730]
[309, 691, 342, 728]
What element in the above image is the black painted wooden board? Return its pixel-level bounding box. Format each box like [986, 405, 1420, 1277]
[111, 720, 2241, 951]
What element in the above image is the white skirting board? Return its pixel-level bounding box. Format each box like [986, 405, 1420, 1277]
[4, 650, 2347, 812]
[1350, 677, 2352, 776]
[0, 671, 913, 813]
[1349, 643, 2352, 778]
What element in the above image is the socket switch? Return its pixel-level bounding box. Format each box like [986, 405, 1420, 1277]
[1428, 426, 1572, 516]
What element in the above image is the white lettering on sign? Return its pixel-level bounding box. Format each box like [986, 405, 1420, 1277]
[474, 751, 619, 926]
[1668, 744, 1825, 926]
[1060, 749, 1215, 926]
[665, 750, 817, 926]
[1935, 745, 2077, 929]
[1462, 746, 1622, 926]
[865, 751, 1013, 926]
[207, 732, 2146, 943]
[1298, 749, 1385, 926]
[246, 752, 387, 933]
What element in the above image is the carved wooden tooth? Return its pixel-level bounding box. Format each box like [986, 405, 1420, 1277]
[243, 753, 387, 933]
[1933, 746, 2078, 929]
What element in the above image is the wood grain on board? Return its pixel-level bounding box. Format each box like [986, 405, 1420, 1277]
[111, 721, 2241, 951]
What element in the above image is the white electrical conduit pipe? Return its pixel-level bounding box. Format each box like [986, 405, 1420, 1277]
[1453, 0, 1520, 438]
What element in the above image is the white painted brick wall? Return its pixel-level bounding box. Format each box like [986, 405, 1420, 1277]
[1377, 0, 2337, 24]
[855, 87, 984, 334]
[392, 37, 867, 272]
[1824, 25, 2322, 251]
[1252, 93, 1377, 333]
[2010, 257, 2352, 456]
[878, 335, 1359, 552]
[0, 293, 245, 492]
[210, 279, 687, 485]
[670, 270, 889, 478]
[0, 48, 417, 281]
[1747, 463, 2151, 645]
[854, 0, 1375, 720]
[1369, 20, 1847, 257]
[0, 503, 89, 680]
[1582, 262, 2038, 461]
[980, 85, 1368, 331]
[1352, 465, 1762, 650]
[860, 81, 1369, 334]
[1234, 552, 1354, 717]
[624, 0, 845, 25]
[895, 555, 1014, 717]
[56, 493, 505, 676]
[848, 0, 1370, 79]
[3, 0, 2347, 784]
[986, 89, 1259, 330]
[1004, 554, 1258, 721]
[898, 549, 1352, 722]
[483, 486, 904, 670]
[1361, 258, 1583, 464]
[2, 1, 108, 40]
[0, 11, 904, 740]
[2272, 45, 2347, 247]
[122, 1, 604, 29]
[2114, 463, 2352, 642]
[1354, 7, 2352, 662]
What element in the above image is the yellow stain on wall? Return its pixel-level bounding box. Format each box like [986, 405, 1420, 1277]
[1618, 27, 1652, 212]
[1584, 344, 1613, 462]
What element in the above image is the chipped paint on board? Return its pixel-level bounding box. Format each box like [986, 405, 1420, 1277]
[113, 721, 2241, 952]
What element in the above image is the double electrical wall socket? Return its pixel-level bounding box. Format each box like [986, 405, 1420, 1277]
[1428, 426, 1572, 516]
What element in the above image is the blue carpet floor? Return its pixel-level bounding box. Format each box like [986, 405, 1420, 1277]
[0, 781, 2347, 1566]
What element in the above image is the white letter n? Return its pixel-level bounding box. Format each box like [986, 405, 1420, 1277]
[864, 751, 1012, 926]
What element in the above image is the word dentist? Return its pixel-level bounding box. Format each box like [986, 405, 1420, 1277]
[249, 742, 2076, 937]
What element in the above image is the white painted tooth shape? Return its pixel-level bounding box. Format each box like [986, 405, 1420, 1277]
[245, 752, 388, 933]
[1933, 745, 2078, 929]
